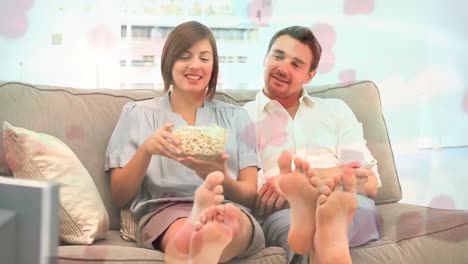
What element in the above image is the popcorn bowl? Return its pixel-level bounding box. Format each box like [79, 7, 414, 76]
[171, 124, 228, 160]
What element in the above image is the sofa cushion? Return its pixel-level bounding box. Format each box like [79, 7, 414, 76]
[350, 203, 468, 263]
[120, 208, 138, 242]
[3, 121, 109, 244]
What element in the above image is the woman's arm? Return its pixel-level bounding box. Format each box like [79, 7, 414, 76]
[110, 122, 182, 208]
[222, 166, 258, 209]
[110, 145, 152, 208]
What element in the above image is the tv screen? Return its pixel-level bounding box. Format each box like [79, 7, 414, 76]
[0, 176, 59, 264]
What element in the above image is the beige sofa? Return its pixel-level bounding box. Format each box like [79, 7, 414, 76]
[1, 80, 468, 263]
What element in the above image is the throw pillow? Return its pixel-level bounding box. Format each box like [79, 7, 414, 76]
[2, 121, 109, 245]
[120, 208, 138, 242]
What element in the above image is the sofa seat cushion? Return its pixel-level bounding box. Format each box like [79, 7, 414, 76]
[58, 246, 164, 264]
[350, 203, 468, 263]
[58, 232, 287, 264]
[60, 230, 138, 248]
[58, 247, 287, 264]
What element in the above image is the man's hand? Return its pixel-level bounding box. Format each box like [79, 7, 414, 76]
[255, 176, 289, 218]
[178, 153, 230, 180]
[342, 161, 377, 196]
[342, 162, 370, 185]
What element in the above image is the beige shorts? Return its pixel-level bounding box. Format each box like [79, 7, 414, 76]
[137, 202, 265, 259]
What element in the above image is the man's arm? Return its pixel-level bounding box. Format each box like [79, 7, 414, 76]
[333, 98, 381, 195]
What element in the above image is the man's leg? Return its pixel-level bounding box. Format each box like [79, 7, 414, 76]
[348, 194, 380, 247]
[262, 209, 301, 263]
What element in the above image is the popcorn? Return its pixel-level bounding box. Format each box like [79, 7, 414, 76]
[172, 124, 228, 160]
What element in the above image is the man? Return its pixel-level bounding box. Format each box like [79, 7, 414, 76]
[243, 26, 381, 264]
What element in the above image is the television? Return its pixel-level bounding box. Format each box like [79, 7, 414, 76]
[0, 176, 59, 264]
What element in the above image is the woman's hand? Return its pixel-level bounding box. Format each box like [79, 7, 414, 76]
[178, 153, 230, 180]
[141, 123, 182, 159]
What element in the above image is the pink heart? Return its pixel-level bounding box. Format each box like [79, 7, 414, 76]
[310, 23, 336, 46]
[66, 125, 85, 141]
[240, 111, 289, 151]
[317, 51, 336, 74]
[247, 0, 273, 27]
[88, 24, 117, 50]
[343, 0, 375, 15]
[463, 88, 468, 113]
[310, 24, 337, 74]
[0, 0, 34, 39]
[339, 69, 356, 85]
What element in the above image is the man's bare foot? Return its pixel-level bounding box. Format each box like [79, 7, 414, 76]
[312, 168, 357, 264]
[277, 151, 321, 254]
[189, 205, 234, 264]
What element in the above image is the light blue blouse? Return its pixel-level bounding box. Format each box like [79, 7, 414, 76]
[105, 94, 260, 218]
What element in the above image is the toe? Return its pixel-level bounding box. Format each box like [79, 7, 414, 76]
[300, 160, 310, 174]
[310, 177, 321, 188]
[214, 185, 223, 195]
[204, 171, 225, 190]
[319, 185, 331, 196]
[214, 194, 224, 204]
[278, 151, 293, 174]
[342, 168, 357, 193]
[306, 167, 317, 178]
[317, 194, 327, 206]
[293, 156, 303, 172]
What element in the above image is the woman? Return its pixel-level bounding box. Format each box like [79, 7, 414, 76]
[105, 21, 264, 263]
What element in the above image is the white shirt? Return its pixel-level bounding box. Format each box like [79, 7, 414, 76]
[243, 89, 382, 189]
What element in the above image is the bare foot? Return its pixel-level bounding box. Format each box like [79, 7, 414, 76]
[312, 168, 357, 264]
[222, 203, 243, 237]
[277, 151, 320, 254]
[189, 205, 233, 264]
[188, 171, 225, 229]
[165, 171, 225, 263]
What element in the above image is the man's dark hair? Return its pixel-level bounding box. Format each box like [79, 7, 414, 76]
[267, 26, 322, 72]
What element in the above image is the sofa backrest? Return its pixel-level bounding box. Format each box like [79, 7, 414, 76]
[0, 81, 401, 230]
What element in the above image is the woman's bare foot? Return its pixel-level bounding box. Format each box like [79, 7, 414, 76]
[311, 168, 358, 264]
[277, 151, 321, 254]
[165, 171, 225, 263]
[189, 205, 234, 264]
[218, 203, 251, 263]
[188, 171, 225, 229]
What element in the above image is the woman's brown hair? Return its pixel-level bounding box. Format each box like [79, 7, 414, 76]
[161, 21, 219, 99]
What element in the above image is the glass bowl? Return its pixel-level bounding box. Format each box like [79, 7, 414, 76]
[171, 124, 228, 160]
